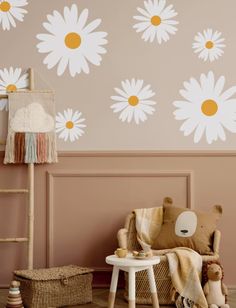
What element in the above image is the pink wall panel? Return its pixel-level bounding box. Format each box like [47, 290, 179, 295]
[0, 152, 235, 287]
[47, 172, 189, 268]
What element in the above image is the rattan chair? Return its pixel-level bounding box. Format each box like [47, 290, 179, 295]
[117, 213, 221, 305]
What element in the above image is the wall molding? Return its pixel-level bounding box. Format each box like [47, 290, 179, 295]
[1, 150, 236, 158]
[59, 150, 236, 157]
[46, 170, 194, 267]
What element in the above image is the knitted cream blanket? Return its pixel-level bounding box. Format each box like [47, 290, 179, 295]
[133, 206, 163, 251]
[167, 248, 208, 308]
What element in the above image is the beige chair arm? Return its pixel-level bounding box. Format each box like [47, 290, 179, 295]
[117, 228, 128, 249]
[124, 213, 135, 230]
[213, 229, 221, 255]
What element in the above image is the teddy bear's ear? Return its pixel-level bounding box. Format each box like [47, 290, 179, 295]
[163, 197, 173, 207]
[212, 205, 223, 219]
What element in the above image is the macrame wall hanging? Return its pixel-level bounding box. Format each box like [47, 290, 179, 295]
[4, 85, 57, 164]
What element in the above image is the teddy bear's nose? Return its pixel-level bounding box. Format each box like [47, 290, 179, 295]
[181, 230, 188, 234]
[215, 271, 220, 275]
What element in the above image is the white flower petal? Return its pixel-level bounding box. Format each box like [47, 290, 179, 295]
[133, 0, 178, 44]
[220, 86, 236, 101]
[192, 28, 225, 62]
[0, 0, 28, 30]
[194, 122, 206, 143]
[174, 71, 236, 144]
[111, 79, 156, 124]
[36, 5, 108, 76]
[55, 108, 86, 142]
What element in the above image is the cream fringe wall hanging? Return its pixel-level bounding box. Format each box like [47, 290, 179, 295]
[4, 91, 57, 164]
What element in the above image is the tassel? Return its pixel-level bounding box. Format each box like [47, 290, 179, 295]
[37, 133, 47, 163]
[25, 133, 37, 163]
[3, 132, 15, 164]
[46, 132, 58, 163]
[14, 133, 25, 163]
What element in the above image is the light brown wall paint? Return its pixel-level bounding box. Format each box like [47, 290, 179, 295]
[0, 152, 235, 286]
[1, 0, 236, 150]
[0, 0, 235, 289]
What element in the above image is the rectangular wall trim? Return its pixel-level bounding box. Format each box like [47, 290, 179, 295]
[46, 170, 194, 267]
[58, 151, 236, 157]
[1, 150, 236, 158]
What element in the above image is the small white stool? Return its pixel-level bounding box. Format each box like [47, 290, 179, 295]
[106, 254, 160, 308]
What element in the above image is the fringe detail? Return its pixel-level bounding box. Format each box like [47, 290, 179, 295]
[14, 133, 25, 163]
[46, 132, 58, 163]
[3, 132, 15, 164]
[37, 133, 47, 163]
[25, 133, 37, 163]
[4, 131, 58, 164]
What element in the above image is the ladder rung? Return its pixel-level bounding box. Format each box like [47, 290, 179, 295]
[0, 189, 29, 194]
[0, 238, 28, 243]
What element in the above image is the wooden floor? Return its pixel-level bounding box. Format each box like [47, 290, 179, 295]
[0, 288, 235, 307]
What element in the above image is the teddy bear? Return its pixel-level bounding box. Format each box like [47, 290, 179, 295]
[202, 261, 230, 308]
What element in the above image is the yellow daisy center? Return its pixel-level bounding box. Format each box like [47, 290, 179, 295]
[6, 84, 17, 92]
[205, 40, 214, 49]
[66, 121, 74, 129]
[201, 99, 218, 116]
[128, 95, 139, 106]
[65, 32, 81, 49]
[151, 15, 161, 26]
[0, 1, 11, 12]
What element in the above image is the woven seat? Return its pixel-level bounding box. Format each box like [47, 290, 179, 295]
[117, 213, 221, 305]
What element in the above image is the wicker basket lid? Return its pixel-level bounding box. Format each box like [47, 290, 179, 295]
[14, 265, 93, 281]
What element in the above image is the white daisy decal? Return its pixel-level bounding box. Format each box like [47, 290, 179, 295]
[133, 0, 178, 44]
[36, 4, 108, 77]
[0, 67, 29, 111]
[56, 108, 86, 142]
[111, 79, 156, 124]
[0, 0, 28, 31]
[192, 29, 225, 62]
[173, 71, 236, 144]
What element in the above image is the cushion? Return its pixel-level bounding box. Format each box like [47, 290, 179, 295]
[152, 199, 222, 254]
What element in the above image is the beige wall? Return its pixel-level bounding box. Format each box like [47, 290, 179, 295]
[1, 0, 236, 150]
[0, 152, 235, 287]
[0, 0, 236, 289]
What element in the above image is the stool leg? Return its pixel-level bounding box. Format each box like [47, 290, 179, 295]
[147, 266, 159, 308]
[128, 268, 135, 308]
[108, 266, 119, 308]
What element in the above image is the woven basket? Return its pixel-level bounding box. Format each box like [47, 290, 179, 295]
[14, 265, 93, 308]
[122, 213, 220, 305]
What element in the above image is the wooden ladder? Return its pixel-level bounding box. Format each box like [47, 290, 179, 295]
[0, 164, 34, 269]
[0, 68, 35, 270]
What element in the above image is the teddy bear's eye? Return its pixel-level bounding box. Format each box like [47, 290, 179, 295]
[201, 225, 203, 228]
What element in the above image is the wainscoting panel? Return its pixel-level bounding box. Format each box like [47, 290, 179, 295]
[46, 170, 193, 268]
[0, 151, 235, 286]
